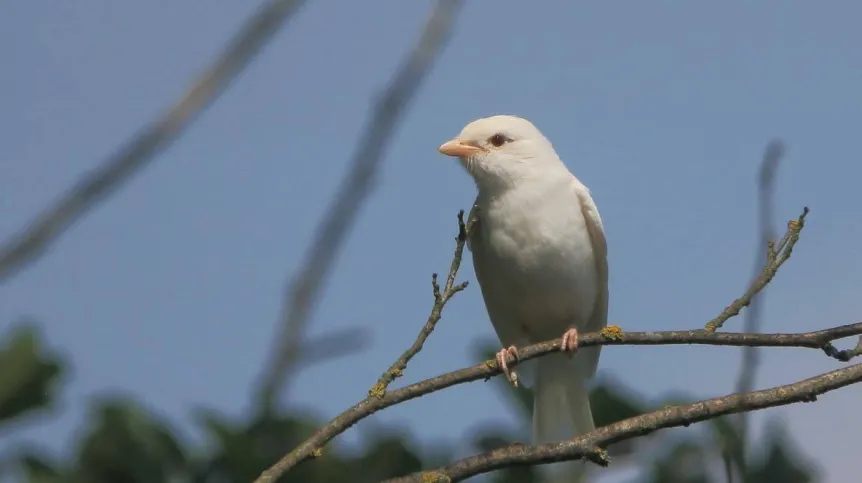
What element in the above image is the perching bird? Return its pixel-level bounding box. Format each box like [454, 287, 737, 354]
[438, 115, 608, 481]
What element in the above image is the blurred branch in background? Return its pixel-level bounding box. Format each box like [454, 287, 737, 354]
[295, 327, 372, 370]
[253, 0, 464, 415]
[0, 0, 307, 284]
[727, 140, 784, 479]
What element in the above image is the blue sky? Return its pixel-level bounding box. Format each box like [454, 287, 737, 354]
[2, 1, 860, 482]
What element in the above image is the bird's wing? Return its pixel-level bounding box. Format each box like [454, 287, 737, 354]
[577, 186, 609, 376]
[577, 187, 608, 332]
[467, 196, 527, 349]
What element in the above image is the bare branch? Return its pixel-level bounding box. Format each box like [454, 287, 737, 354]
[0, 0, 308, 284]
[704, 206, 808, 332]
[255, 316, 862, 483]
[369, 210, 475, 398]
[252, 0, 464, 414]
[254, 207, 473, 483]
[387, 362, 862, 482]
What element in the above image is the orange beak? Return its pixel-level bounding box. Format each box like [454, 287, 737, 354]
[438, 139, 483, 158]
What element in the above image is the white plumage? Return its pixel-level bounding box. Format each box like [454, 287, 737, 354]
[438, 115, 609, 482]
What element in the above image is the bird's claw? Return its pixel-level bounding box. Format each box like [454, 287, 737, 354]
[561, 328, 580, 358]
[495, 345, 520, 387]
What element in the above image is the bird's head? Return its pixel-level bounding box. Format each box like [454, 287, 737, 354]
[438, 115, 566, 192]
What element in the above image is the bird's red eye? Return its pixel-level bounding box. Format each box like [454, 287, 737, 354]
[489, 134, 508, 147]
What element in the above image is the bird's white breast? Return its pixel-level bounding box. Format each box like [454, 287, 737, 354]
[475, 178, 598, 341]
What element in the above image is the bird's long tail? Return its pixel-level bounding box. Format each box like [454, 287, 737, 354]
[533, 349, 598, 482]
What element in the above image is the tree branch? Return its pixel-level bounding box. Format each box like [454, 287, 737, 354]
[387, 362, 862, 482]
[255, 320, 862, 482]
[705, 206, 808, 332]
[0, 0, 308, 284]
[369, 210, 475, 398]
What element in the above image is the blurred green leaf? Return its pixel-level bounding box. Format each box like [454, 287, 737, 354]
[589, 379, 651, 458]
[744, 420, 817, 483]
[15, 451, 63, 483]
[589, 379, 648, 427]
[644, 438, 711, 483]
[709, 416, 745, 481]
[71, 398, 188, 483]
[193, 408, 434, 483]
[344, 433, 425, 481]
[194, 408, 320, 482]
[0, 323, 65, 426]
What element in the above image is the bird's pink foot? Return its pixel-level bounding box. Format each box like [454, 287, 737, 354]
[560, 327, 580, 358]
[495, 345, 520, 387]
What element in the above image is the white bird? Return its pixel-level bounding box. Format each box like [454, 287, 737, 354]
[438, 115, 608, 481]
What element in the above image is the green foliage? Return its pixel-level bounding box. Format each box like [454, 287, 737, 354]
[0, 327, 820, 482]
[644, 439, 711, 483]
[73, 399, 188, 483]
[642, 419, 819, 483]
[744, 421, 817, 483]
[0, 322, 64, 426]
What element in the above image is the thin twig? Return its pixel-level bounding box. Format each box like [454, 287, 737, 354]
[296, 326, 372, 368]
[386, 362, 862, 482]
[704, 206, 809, 332]
[253, 207, 473, 483]
[731, 139, 784, 478]
[0, 0, 308, 284]
[823, 335, 862, 362]
[253, 0, 464, 414]
[253, 321, 862, 483]
[369, 210, 475, 398]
